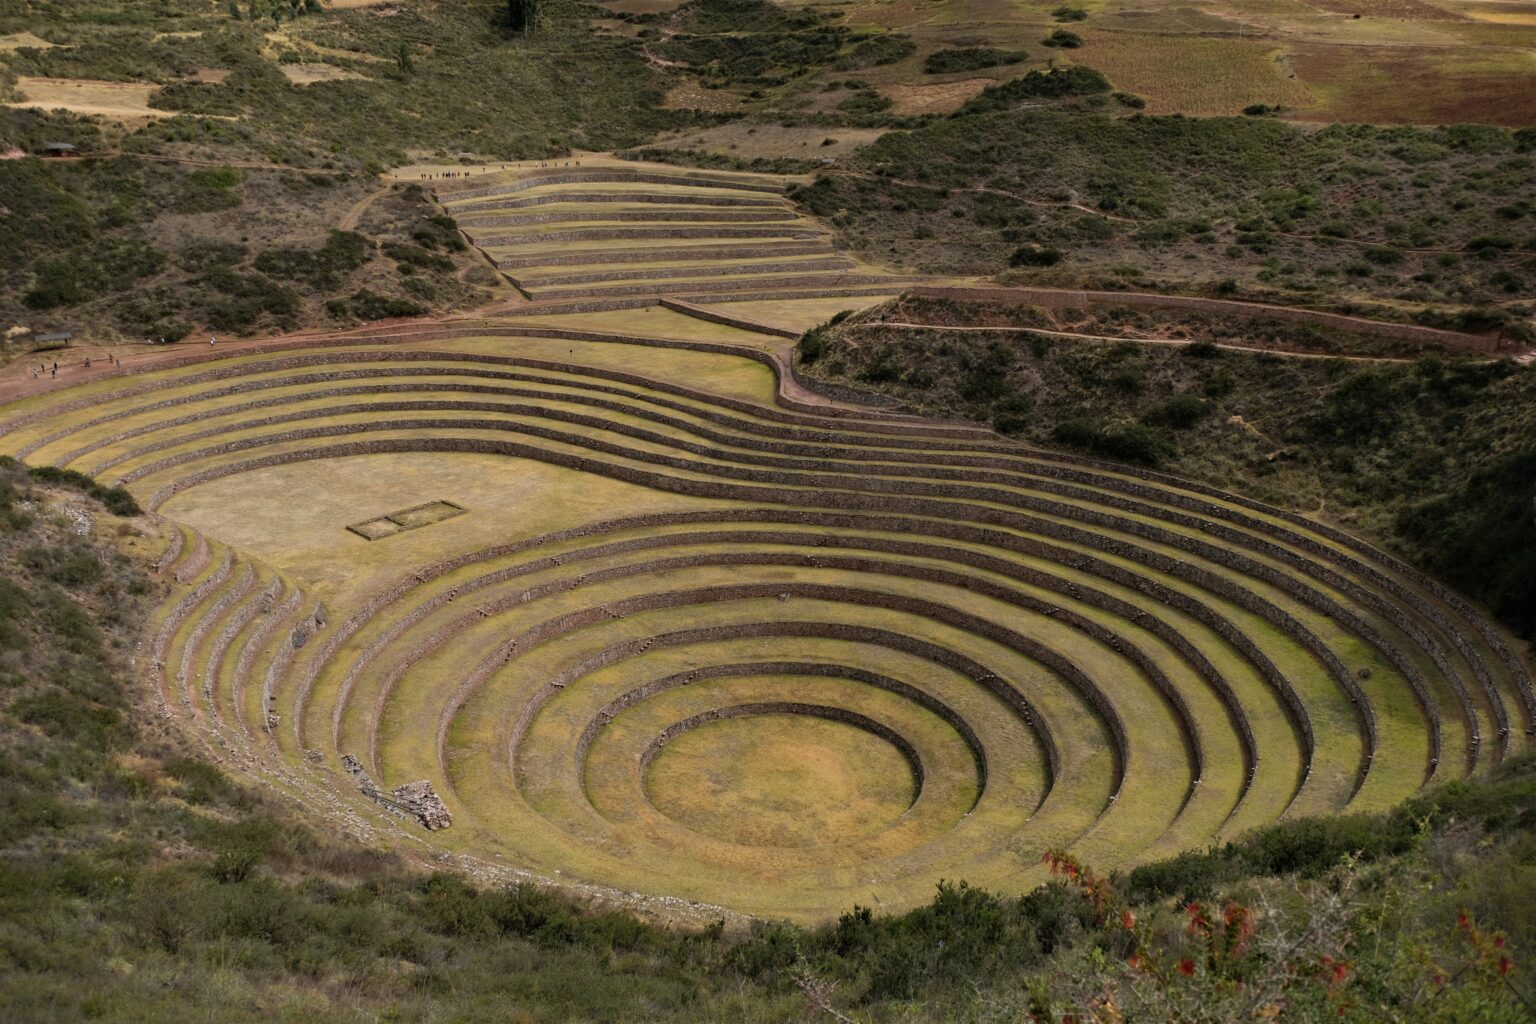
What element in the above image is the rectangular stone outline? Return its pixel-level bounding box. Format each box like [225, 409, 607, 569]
[346, 500, 466, 541]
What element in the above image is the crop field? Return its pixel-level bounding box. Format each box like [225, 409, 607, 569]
[435, 160, 925, 308]
[640, 0, 1536, 130]
[0, 306, 1529, 922]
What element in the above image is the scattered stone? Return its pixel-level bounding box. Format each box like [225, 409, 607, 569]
[341, 753, 451, 830]
[392, 779, 453, 830]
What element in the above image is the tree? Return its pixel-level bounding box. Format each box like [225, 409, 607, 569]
[508, 0, 543, 35]
[395, 41, 413, 74]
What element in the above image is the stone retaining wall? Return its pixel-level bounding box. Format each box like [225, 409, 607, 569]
[297, 508, 1281, 804]
[658, 299, 801, 339]
[520, 258, 855, 289]
[496, 241, 832, 268]
[146, 436, 1381, 794]
[576, 662, 987, 792]
[477, 225, 824, 247]
[451, 191, 786, 215]
[434, 170, 785, 202]
[459, 208, 798, 229]
[637, 702, 927, 791]
[524, 274, 913, 302]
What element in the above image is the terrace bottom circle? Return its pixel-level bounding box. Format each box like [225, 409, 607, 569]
[640, 706, 922, 849]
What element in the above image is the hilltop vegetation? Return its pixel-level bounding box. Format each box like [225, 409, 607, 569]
[0, 114, 489, 341]
[790, 109, 1536, 314]
[799, 296, 1536, 639]
[0, 459, 1531, 1022]
[0, 0, 671, 340]
[1, 0, 676, 168]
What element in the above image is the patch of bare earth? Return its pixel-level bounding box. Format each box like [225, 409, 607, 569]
[662, 81, 744, 112]
[885, 78, 992, 114]
[280, 63, 368, 86]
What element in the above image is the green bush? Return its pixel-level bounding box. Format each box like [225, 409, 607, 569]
[325, 289, 427, 322]
[959, 67, 1108, 114]
[1140, 392, 1210, 428]
[923, 47, 1026, 75]
[26, 466, 141, 516]
[1051, 418, 1176, 465]
[837, 90, 893, 116]
[1041, 29, 1082, 49]
[1399, 447, 1536, 639]
[9, 690, 126, 751]
[253, 230, 373, 286]
[836, 33, 915, 69]
[1011, 244, 1063, 267]
[798, 323, 834, 363]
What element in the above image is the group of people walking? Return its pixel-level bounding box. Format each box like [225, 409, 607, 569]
[29, 352, 122, 380]
[417, 160, 583, 181]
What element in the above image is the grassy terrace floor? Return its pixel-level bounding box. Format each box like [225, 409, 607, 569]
[0, 311, 1529, 922]
[434, 160, 929, 306]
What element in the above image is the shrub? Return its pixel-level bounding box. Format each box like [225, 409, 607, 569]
[1052, 6, 1088, 20]
[1140, 392, 1210, 428]
[1051, 419, 1175, 466]
[324, 289, 426, 322]
[837, 90, 893, 116]
[923, 47, 1026, 75]
[1041, 29, 1082, 48]
[1465, 235, 1514, 257]
[958, 66, 1109, 114]
[797, 323, 833, 363]
[382, 241, 453, 272]
[836, 33, 915, 69]
[26, 466, 141, 516]
[20, 544, 103, 589]
[194, 270, 301, 332]
[1010, 244, 1063, 267]
[254, 230, 373, 287]
[10, 690, 126, 751]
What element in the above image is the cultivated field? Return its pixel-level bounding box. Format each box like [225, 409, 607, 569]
[0, 306, 1528, 921]
[634, 0, 1536, 136]
[435, 160, 926, 308]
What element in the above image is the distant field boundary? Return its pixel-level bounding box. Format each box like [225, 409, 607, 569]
[907, 286, 1515, 355]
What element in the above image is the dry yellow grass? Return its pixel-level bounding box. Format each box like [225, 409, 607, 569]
[0, 31, 54, 53]
[279, 63, 369, 86]
[885, 78, 994, 115]
[1076, 32, 1316, 116]
[6, 76, 171, 121]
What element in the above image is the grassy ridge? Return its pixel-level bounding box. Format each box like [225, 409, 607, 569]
[0, 460, 1531, 1020]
